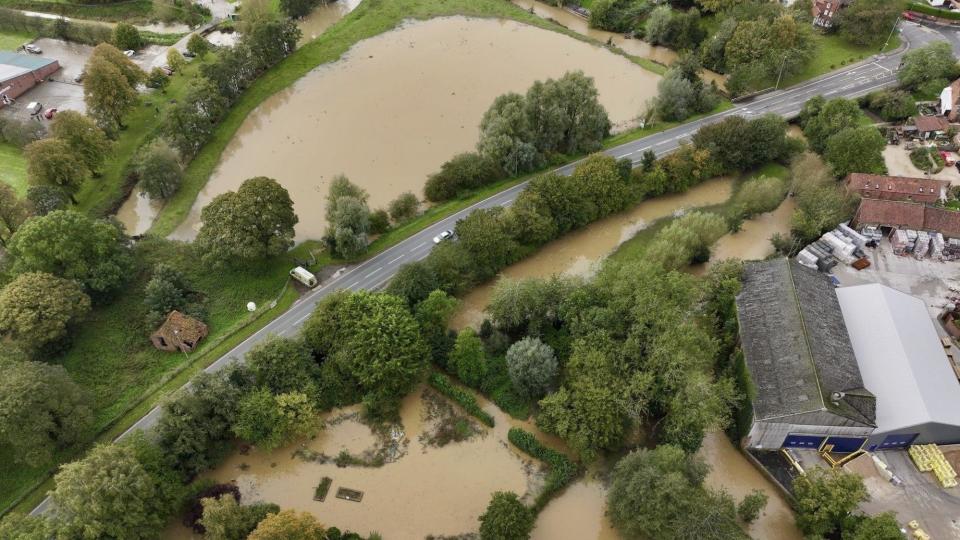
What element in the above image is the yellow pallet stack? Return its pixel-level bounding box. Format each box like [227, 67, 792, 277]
[908, 444, 958, 488]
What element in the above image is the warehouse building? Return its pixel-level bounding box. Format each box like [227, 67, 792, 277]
[0, 51, 59, 103]
[736, 258, 877, 452]
[837, 284, 960, 450]
[737, 258, 960, 453]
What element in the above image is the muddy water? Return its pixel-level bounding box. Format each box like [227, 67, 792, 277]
[451, 177, 734, 329]
[690, 196, 796, 275]
[116, 192, 163, 236]
[510, 0, 726, 89]
[533, 477, 619, 540]
[298, 0, 363, 45]
[166, 16, 661, 242]
[164, 385, 559, 539]
[698, 431, 803, 540]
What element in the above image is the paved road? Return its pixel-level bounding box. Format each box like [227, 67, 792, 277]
[28, 19, 960, 516]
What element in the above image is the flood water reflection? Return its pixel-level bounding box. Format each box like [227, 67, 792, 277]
[166, 16, 662, 242]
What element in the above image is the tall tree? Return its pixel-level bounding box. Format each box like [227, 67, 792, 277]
[449, 327, 487, 388]
[162, 78, 229, 158]
[0, 361, 91, 466]
[83, 44, 144, 131]
[0, 182, 29, 245]
[793, 468, 868, 538]
[325, 175, 370, 259]
[196, 176, 298, 267]
[506, 337, 558, 400]
[23, 138, 88, 203]
[248, 510, 326, 540]
[232, 388, 317, 450]
[134, 138, 182, 199]
[454, 207, 519, 281]
[478, 492, 534, 540]
[187, 33, 210, 58]
[0, 513, 53, 540]
[897, 42, 958, 92]
[199, 495, 279, 540]
[477, 93, 539, 176]
[247, 336, 318, 395]
[112, 22, 142, 50]
[824, 126, 887, 178]
[835, 0, 900, 46]
[8, 210, 132, 296]
[0, 272, 91, 351]
[51, 443, 167, 538]
[49, 111, 111, 175]
[801, 98, 862, 154]
[524, 71, 611, 156]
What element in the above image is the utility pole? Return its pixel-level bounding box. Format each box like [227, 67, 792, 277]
[775, 55, 788, 90]
[883, 16, 901, 52]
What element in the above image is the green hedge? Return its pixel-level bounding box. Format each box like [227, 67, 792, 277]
[427, 372, 495, 427]
[907, 3, 960, 20]
[507, 427, 580, 513]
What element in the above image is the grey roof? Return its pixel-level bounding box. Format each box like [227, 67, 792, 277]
[837, 284, 960, 433]
[0, 51, 56, 84]
[735, 259, 876, 427]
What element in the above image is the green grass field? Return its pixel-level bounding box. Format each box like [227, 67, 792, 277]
[0, 143, 27, 196]
[0, 29, 33, 50]
[782, 33, 901, 88]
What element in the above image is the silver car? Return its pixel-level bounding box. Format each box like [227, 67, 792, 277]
[432, 230, 454, 244]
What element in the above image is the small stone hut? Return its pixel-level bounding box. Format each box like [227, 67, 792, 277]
[151, 310, 208, 353]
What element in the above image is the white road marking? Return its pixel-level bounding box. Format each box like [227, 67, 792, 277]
[413, 241, 426, 249]
[364, 267, 382, 278]
[388, 255, 404, 264]
[348, 280, 360, 288]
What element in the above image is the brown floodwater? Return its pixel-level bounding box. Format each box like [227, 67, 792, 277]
[690, 196, 796, 274]
[698, 431, 803, 540]
[116, 192, 164, 236]
[450, 177, 735, 329]
[166, 16, 662, 242]
[163, 385, 568, 539]
[298, 0, 363, 45]
[532, 475, 619, 540]
[510, 0, 726, 89]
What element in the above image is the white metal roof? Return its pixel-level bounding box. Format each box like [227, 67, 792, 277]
[836, 284, 960, 434]
[0, 64, 30, 84]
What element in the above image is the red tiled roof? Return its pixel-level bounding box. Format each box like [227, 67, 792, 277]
[915, 115, 950, 133]
[853, 199, 960, 238]
[845, 173, 947, 202]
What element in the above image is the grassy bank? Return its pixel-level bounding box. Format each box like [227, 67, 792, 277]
[0, 142, 27, 195]
[782, 33, 901, 88]
[147, 0, 668, 236]
[0, 0, 200, 25]
[0, 29, 32, 49]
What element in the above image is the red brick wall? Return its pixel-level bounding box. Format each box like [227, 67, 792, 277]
[3, 60, 60, 100]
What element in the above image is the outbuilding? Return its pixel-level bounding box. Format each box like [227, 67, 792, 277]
[151, 310, 208, 353]
[0, 51, 59, 104]
[836, 284, 960, 449]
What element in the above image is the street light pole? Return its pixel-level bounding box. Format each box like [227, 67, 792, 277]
[883, 16, 901, 52]
[775, 55, 788, 90]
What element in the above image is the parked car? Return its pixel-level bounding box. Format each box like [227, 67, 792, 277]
[432, 230, 454, 244]
[123, 50, 135, 57]
[73, 72, 84, 83]
[182, 50, 196, 58]
[43, 108, 57, 120]
[902, 10, 918, 21]
[25, 102, 42, 115]
[23, 44, 41, 54]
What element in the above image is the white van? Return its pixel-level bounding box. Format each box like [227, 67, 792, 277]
[289, 266, 318, 288]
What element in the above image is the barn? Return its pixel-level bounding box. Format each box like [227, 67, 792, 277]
[736, 258, 877, 452]
[837, 284, 960, 450]
[0, 51, 60, 103]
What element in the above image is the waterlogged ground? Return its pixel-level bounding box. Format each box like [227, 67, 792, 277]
[163, 16, 661, 242]
[451, 177, 735, 329]
[164, 385, 569, 539]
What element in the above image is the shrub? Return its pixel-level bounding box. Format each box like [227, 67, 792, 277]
[737, 490, 768, 523]
[505, 337, 558, 400]
[427, 372, 495, 427]
[508, 428, 580, 512]
[113, 23, 142, 50]
[424, 152, 503, 202]
[388, 192, 419, 222]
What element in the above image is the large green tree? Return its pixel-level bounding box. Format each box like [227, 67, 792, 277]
[0, 361, 91, 466]
[325, 175, 370, 259]
[454, 207, 519, 281]
[0, 513, 53, 540]
[303, 290, 428, 418]
[248, 510, 326, 540]
[449, 327, 487, 388]
[196, 176, 298, 267]
[800, 97, 863, 154]
[23, 138, 88, 203]
[0, 182, 29, 246]
[51, 443, 167, 539]
[83, 44, 144, 131]
[49, 111, 111, 175]
[386, 261, 440, 307]
[897, 42, 958, 92]
[232, 388, 317, 450]
[478, 491, 534, 540]
[112, 22, 142, 50]
[793, 468, 868, 538]
[0, 272, 91, 351]
[162, 78, 229, 158]
[824, 126, 887, 178]
[134, 138, 182, 199]
[199, 495, 279, 540]
[8, 210, 132, 296]
[608, 445, 745, 540]
[835, 0, 900, 46]
[524, 71, 611, 156]
[247, 336, 318, 395]
[477, 93, 539, 176]
[506, 337, 558, 400]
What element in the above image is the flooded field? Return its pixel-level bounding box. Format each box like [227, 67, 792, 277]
[116, 192, 164, 236]
[164, 385, 563, 539]
[298, 0, 363, 44]
[451, 177, 735, 329]
[698, 432, 803, 540]
[690, 197, 796, 274]
[510, 0, 726, 89]
[532, 477, 619, 540]
[164, 16, 662, 242]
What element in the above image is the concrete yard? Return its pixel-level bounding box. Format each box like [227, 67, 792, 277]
[884, 144, 960, 185]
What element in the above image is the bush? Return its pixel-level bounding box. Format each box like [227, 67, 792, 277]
[505, 337, 558, 400]
[737, 490, 768, 523]
[910, 145, 945, 173]
[728, 175, 787, 221]
[479, 491, 534, 540]
[424, 152, 503, 202]
[388, 192, 419, 222]
[508, 428, 580, 512]
[113, 23, 142, 50]
[368, 209, 390, 234]
[427, 372, 494, 427]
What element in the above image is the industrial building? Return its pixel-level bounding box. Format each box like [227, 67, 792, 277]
[0, 51, 59, 104]
[737, 258, 960, 453]
[736, 258, 877, 452]
[838, 284, 960, 450]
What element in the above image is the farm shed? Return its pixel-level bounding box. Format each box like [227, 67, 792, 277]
[0, 51, 59, 103]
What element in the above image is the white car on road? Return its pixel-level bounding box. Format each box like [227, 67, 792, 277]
[433, 230, 454, 244]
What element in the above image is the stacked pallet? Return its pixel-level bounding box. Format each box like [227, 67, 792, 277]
[908, 444, 958, 488]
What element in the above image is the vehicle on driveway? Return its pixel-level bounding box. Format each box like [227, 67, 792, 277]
[433, 230, 454, 244]
[902, 11, 918, 21]
[23, 44, 41, 54]
[123, 50, 135, 57]
[43, 108, 57, 120]
[73, 72, 84, 83]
